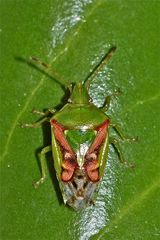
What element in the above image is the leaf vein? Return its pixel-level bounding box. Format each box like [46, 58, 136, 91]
[124, 93, 160, 113]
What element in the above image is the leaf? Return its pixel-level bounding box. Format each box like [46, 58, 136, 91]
[0, 1, 160, 240]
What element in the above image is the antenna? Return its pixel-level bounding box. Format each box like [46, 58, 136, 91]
[31, 56, 70, 87]
[84, 46, 117, 89]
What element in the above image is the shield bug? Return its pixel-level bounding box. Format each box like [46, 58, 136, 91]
[21, 47, 136, 209]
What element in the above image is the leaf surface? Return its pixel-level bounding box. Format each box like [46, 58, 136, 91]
[0, 1, 160, 239]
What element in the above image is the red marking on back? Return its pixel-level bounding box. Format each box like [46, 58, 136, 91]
[51, 119, 74, 154]
[88, 119, 109, 154]
[51, 119, 66, 131]
[84, 119, 110, 182]
[51, 119, 77, 182]
[84, 159, 99, 182]
[96, 119, 110, 131]
[61, 158, 77, 182]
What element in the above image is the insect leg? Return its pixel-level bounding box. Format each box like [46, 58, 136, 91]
[101, 96, 111, 112]
[31, 109, 47, 116]
[32, 108, 56, 116]
[110, 124, 138, 142]
[101, 89, 122, 112]
[110, 138, 125, 163]
[48, 108, 56, 114]
[20, 117, 49, 128]
[110, 138, 135, 168]
[34, 145, 52, 188]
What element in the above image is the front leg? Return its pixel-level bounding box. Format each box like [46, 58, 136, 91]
[32, 108, 56, 116]
[101, 88, 122, 112]
[20, 117, 49, 128]
[101, 96, 111, 112]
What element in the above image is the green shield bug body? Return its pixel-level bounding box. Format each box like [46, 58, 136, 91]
[21, 47, 136, 209]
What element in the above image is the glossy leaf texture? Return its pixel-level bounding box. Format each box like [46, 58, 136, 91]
[0, 1, 160, 239]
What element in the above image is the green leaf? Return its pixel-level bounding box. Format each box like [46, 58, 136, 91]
[1, 1, 159, 240]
